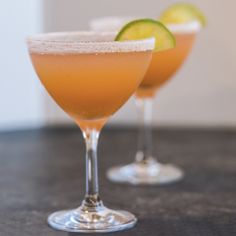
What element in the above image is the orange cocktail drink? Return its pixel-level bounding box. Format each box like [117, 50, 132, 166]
[27, 31, 154, 232]
[30, 33, 153, 130]
[90, 17, 202, 185]
[126, 22, 201, 185]
[137, 32, 196, 97]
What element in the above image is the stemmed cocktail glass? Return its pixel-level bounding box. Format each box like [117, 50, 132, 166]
[91, 18, 202, 185]
[27, 31, 154, 232]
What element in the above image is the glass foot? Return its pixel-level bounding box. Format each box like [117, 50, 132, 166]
[48, 205, 137, 233]
[107, 159, 184, 185]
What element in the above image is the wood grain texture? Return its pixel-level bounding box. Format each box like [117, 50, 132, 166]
[0, 127, 235, 236]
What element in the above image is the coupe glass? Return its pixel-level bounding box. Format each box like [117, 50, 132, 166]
[27, 31, 154, 232]
[90, 17, 202, 185]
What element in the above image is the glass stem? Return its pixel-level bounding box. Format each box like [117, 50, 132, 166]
[81, 129, 103, 210]
[135, 97, 153, 163]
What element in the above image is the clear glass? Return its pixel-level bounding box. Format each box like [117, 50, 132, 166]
[91, 17, 201, 186]
[107, 97, 183, 185]
[48, 128, 137, 233]
[27, 31, 155, 232]
[90, 16, 138, 32]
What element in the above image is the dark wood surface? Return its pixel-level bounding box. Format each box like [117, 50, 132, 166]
[0, 126, 235, 236]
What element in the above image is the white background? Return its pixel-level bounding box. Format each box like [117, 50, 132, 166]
[0, 0, 43, 130]
[0, 0, 236, 131]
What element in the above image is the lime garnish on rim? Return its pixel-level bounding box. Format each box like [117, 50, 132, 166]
[115, 19, 176, 52]
[160, 3, 207, 26]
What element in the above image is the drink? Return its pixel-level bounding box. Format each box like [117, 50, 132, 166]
[27, 31, 154, 232]
[137, 32, 196, 97]
[91, 18, 198, 98]
[90, 16, 137, 32]
[90, 18, 202, 185]
[31, 49, 151, 129]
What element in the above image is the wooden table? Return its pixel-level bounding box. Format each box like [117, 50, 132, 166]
[0, 127, 235, 236]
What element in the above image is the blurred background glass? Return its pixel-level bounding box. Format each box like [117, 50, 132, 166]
[1, 0, 235, 131]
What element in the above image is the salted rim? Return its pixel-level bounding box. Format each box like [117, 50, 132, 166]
[27, 31, 155, 54]
[167, 20, 202, 34]
[90, 16, 202, 34]
[90, 16, 140, 31]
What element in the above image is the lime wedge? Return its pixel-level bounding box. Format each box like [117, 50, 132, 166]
[115, 19, 176, 52]
[160, 3, 206, 26]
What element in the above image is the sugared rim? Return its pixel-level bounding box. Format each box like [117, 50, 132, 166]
[90, 16, 140, 31]
[90, 16, 202, 34]
[166, 20, 202, 34]
[27, 31, 155, 54]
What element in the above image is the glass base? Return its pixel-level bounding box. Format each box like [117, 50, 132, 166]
[48, 205, 137, 233]
[107, 159, 184, 185]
